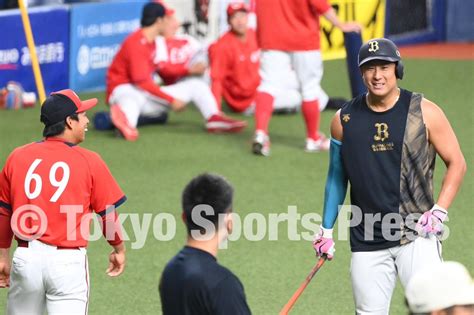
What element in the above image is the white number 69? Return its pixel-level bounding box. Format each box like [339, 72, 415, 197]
[24, 159, 70, 202]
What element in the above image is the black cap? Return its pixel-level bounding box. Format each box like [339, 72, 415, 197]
[358, 38, 401, 67]
[40, 89, 97, 127]
[141, 2, 169, 27]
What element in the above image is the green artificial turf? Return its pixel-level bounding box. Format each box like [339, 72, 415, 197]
[0, 58, 472, 314]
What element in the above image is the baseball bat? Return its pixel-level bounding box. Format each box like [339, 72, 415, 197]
[279, 256, 327, 315]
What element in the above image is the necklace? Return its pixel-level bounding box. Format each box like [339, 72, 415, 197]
[366, 88, 400, 112]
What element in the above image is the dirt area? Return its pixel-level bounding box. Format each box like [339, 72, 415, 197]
[399, 42, 474, 60]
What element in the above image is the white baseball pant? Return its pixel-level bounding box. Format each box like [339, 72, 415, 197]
[109, 78, 219, 128]
[6, 240, 89, 315]
[351, 235, 442, 315]
[258, 49, 329, 111]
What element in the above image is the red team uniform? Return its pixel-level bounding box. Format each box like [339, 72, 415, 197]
[256, 0, 330, 51]
[253, 0, 336, 155]
[156, 35, 202, 85]
[107, 5, 246, 141]
[0, 139, 125, 249]
[0, 89, 126, 314]
[107, 29, 175, 104]
[209, 29, 260, 112]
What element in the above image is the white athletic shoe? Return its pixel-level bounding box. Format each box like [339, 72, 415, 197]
[252, 130, 270, 156]
[305, 134, 330, 152]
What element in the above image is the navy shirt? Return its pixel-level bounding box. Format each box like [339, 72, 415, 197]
[159, 246, 251, 315]
[340, 89, 436, 251]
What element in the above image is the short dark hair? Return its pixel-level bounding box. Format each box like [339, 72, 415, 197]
[42, 113, 79, 137]
[141, 2, 166, 27]
[182, 173, 234, 235]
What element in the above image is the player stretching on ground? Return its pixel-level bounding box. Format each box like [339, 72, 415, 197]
[106, 2, 246, 141]
[209, 2, 301, 115]
[154, 4, 244, 134]
[0, 90, 126, 314]
[313, 38, 467, 314]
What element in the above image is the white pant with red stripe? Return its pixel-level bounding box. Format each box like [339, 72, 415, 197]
[109, 78, 219, 128]
[7, 240, 89, 315]
[351, 235, 442, 315]
[258, 50, 329, 111]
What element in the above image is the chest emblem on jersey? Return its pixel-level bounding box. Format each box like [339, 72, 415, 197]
[374, 123, 389, 141]
[368, 40, 379, 53]
[342, 114, 350, 123]
[372, 122, 394, 152]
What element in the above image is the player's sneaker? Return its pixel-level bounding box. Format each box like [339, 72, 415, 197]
[305, 134, 330, 152]
[110, 105, 139, 141]
[206, 114, 247, 133]
[252, 130, 270, 156]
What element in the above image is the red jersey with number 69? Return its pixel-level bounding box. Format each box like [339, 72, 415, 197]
[256, 0, 331, 51]
[0, 138, 126, 248]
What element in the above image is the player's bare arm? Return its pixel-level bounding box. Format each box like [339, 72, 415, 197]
[107, 242, 126, 277]
[330, 110, 343, 141]
[0, 248, 10, 288]
[170, 98, 186, 112]
[421, 98, 467, 209]
[323, 8, 362, 33]
[188, 62, 206, 76]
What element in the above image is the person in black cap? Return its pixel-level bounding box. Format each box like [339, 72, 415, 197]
[313, 38, 466, 313]
[159, 173, 251, 315]
[0, 89, 127, 314]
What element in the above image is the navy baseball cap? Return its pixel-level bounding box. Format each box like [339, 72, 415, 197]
[40, 89, 97, 127]
[358, 38, 401, 67]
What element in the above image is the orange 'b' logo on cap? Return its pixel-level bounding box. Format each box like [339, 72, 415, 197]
[368, 41, 379, 53]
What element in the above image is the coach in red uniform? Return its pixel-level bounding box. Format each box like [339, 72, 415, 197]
[107, 2, 246, 141]
[0, 90, 126, 314]
[252, 0, 361, 156]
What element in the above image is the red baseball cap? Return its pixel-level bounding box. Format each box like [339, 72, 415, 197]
[227, 2, 249, 18]
[154, 0, 175, 15]
[40, 89, 98, 126]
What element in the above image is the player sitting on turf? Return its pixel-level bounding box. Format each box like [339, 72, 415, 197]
[209, 2, 303, 115]
[106, 2, 247, 141]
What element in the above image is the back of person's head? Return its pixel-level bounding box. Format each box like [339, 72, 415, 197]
[406, 261, 474, 314]
[182, 173, 234, 236]
[141, 2, 166, 27]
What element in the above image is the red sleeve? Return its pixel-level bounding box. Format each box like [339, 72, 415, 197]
[89, 153, 126, 246]
[124, 35, 175, 103]
[0, 158, 13, 248]
[309, 0, 332, 14]
[137, 80, 174, 104]
[156, 62, 189, 85]
[209, 42, 228, 110]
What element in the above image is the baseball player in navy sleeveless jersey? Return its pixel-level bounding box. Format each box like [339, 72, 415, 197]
[313, 38, 467, 314]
